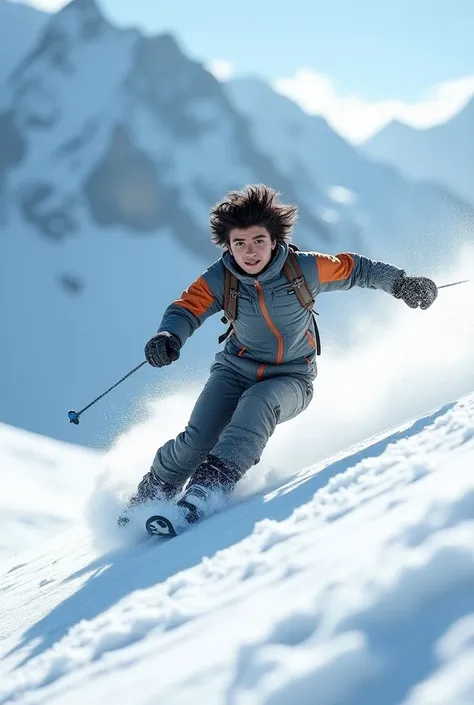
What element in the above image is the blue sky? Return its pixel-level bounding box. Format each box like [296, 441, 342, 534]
[96, 0, 473, 100]
[21, 0, 474, 141]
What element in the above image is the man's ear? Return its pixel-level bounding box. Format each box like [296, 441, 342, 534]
[271, 239, 277, 250]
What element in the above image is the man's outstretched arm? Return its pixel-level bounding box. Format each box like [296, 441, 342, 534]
[312, 252, 438, 309]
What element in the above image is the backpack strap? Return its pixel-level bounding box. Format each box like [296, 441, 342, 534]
[283, 249, 321, 355]
[312, 316, 322, 356]
[218, 268, 239, 344]
[283, 249, 315, 311]
[218, 249, 322, 355]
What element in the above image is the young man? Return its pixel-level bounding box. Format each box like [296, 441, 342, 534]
[119, 184, 438, 525]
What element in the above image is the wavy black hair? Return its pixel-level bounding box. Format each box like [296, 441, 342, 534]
[210, 184, 298, 247]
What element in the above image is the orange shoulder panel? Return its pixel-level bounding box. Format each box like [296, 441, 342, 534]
[173, 275, 215, 317]
[315, 253, 355, 284]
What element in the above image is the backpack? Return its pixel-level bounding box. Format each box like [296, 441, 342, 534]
[219, 244, 321, 355]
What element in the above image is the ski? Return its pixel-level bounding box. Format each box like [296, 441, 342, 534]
[145, 514, 179, 539]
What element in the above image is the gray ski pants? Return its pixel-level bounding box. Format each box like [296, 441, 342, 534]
[151, 364, 314, 488]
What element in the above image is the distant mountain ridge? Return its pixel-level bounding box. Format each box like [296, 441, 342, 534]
[225, 77, 473, 265]
[363, 97, 474, 206]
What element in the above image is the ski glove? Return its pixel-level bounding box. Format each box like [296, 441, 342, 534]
[392, 273, 438, 310]
[144, 331, 181, 367]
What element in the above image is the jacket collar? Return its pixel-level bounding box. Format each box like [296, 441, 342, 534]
[222, 242, 289, 284]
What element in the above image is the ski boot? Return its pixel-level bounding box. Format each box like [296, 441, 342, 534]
[177, 454, 242, 524]
[118, 468, 179, 527]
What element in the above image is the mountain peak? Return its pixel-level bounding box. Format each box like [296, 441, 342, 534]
[126, 31, 228, 140]
[52, 0, 109, 39]
[11, 0, 112, 81]
[449, 93, 474, 127]
[367, 94, 474, 147]
[68, 0, 99, 7]
[363, 118, 420, 146]
[61, 0, 102, 17]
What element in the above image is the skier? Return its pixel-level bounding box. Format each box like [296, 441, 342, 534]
[119, 184, 438, 526]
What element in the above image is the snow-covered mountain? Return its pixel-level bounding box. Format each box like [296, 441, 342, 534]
[0, 0, 47, 87]
[0, 0, 339, 449]
[362, 98, 474, 206]
[1, 0, 473, 449]
[1, 388, 474, 704]
[225, 77, 473, 265]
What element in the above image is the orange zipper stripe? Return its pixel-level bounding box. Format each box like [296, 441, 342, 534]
[254, 281, 284, 364]
[257, 364, 266, 381]
[306, 330, 316, 349]
[238, 345, 247, 357]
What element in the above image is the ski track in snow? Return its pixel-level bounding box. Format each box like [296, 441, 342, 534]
[0, 394, 474, 704]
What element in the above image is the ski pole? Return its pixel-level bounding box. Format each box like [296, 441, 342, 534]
[67, 278, 469, 426]
[438, 279, 470, 290]
[68, 360, 147, 425]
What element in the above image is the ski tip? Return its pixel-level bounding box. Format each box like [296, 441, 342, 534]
[145, 515, 178, 539]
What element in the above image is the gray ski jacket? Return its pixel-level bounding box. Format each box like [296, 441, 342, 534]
[158, 242, 403, 382]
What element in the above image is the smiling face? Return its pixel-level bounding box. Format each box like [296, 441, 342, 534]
[228, 226, 277, 275]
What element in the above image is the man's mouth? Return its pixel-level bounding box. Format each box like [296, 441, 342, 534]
[244, 260, 261, 267]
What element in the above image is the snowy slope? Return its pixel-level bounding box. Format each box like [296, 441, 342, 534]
[0, 423, 103, 561]
[363, 98, 474, 206]
[2, 0, 474, 450]
[1, 392, 474, 705]
[0, 258, 473, 701]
